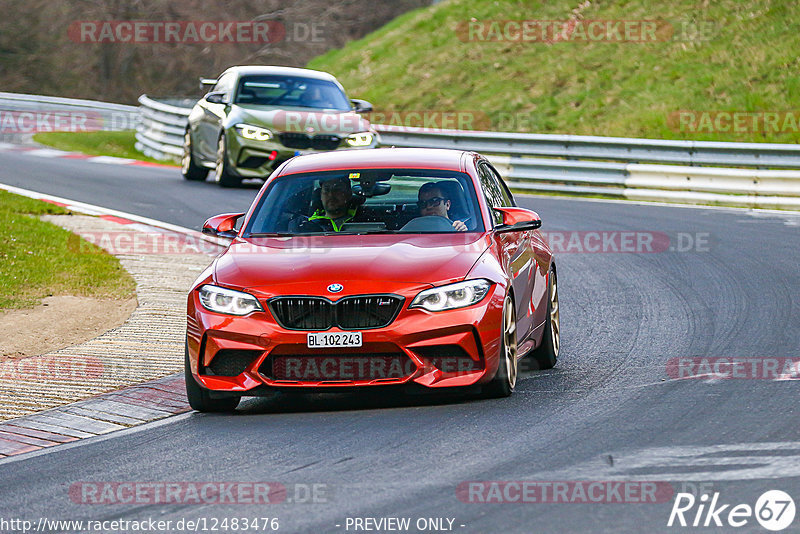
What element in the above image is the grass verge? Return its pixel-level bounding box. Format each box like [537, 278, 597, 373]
[309, 0, 800, 144]
[32, 131, 176, 165]
[0, 190, 136, 310]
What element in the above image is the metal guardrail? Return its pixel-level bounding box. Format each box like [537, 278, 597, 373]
[135, 94, 800, 208]
[135, 96, 192, 160]
[375, 127, 800, 168]
[0, 92, 138, 142]
[6, 92, 794, 209]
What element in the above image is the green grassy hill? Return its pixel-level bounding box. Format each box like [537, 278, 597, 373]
[308, 0, 800, 143]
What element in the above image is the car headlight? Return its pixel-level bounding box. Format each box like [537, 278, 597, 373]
[346, 132, 374, 147]
[235, 124, 273, 141]
[410, 279, 492, 312]
[198, 285, 263, 316]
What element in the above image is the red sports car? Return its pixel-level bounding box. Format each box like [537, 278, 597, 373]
[186, 148, 559, 411]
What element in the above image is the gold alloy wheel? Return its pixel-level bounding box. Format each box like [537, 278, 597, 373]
[549, 272, 560, 357]
[215, 135, 225, 181]
[503, 296, 518, 389]
[181, 131, 192, 174]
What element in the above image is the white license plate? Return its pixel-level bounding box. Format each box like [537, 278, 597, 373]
[307, 332, 362, 348]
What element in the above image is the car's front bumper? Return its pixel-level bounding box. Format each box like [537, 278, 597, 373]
[186, 283, 505, 393]
[224, 129, 380, 178]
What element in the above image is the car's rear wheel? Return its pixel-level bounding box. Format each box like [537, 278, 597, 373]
[215, 133, 241, 188]
[181, 129, 209, 181]
[483, 295, 518, 398]
[185, 345, 240, 412]
[530, 265, 560, 370]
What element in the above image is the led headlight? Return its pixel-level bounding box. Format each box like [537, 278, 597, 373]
[198, 285, 263, 316]
[410, 279, 492, 312]
[235, 124, 273, 141]
[346, 132, 374, 147]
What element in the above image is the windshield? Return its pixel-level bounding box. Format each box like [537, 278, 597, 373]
[243, 169, 485, 236]
[234, 75, 351, 111]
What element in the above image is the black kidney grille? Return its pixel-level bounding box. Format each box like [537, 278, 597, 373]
[278, 133, 342, 151]
[337, 296, 402, 329]
[270, 297, 334, 330]
[268, 295, 403, 330]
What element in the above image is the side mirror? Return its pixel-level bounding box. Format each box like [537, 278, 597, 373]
[199, 78, 217, 90]
[351, 99, 373, 113]
[202, 213, 245, 239]
[205, 91, 229, 105]
[493, 207, 542, 233]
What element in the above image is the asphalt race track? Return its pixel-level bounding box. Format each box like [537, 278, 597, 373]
[1, 149, 799, 533]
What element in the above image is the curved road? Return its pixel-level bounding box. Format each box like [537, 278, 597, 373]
[1, 150, 799, 533]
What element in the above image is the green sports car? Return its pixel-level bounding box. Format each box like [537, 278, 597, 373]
[182, 65, 379, 187]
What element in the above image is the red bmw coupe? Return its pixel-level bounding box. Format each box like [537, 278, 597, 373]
[186, 148, 559, 411]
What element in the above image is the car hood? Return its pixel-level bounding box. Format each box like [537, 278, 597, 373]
[213, 233, 493, 296]
[233, 105, 371, 135]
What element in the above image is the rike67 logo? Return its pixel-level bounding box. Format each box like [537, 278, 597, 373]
[668, 490, 796, 531]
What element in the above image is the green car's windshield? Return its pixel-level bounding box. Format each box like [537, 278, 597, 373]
[243, 169, 485, 237]
[235, 75, 351, 111]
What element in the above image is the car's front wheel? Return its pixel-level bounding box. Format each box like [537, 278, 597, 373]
[215, 133, 242, 188]
[483, 295, 518, 398]
[185, 345, 240, 412]
[181, 129, 209, 182]
[530, 264, 560, 370]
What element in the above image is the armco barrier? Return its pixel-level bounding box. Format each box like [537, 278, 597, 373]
[6, 92, 800, 209]
[0, 92, 138, 142]
[624, 164, 800, 210]
[134, 94, 800, 208]
[135, 96, 192, 160]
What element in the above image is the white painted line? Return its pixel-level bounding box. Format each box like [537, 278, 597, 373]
[518, 190, 800, 216]
[87, 155, 138, 165]
[0, 142, 16, 150]
[25, 148, 70, 158]
[0, 183, 229, 248]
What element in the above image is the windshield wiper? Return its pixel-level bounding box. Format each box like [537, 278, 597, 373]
[246, 232, 295, 237]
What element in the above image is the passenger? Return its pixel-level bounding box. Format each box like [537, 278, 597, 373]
[417, 182, 467, 232]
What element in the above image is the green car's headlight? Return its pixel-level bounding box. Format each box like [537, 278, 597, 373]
[235, 124, 273, 141]
[198, 285, 263, 316]
[410, 280, 492, 312]
[346, 132, 374, 147]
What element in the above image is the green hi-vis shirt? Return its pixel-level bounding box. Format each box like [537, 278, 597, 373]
[308, 208, 357, 232]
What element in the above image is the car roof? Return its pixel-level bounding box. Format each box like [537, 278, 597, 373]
[218, 65, 340, 83]
[278, 148, 471, 175]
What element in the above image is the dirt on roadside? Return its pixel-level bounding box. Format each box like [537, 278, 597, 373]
[0, 296, 137, 359]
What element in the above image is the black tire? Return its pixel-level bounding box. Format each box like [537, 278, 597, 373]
[483, 295, 518, 398]
[215, 133, 242, 188]
[530, 264, 560, 370]
[181, 129, 209, 182]
[185, 345, 240, 412]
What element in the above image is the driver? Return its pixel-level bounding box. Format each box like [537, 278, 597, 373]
[417, 182, 467, 232]
[306, 176, 357, 232]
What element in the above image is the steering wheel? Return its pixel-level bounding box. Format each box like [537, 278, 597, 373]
[400, 216, 457, 232]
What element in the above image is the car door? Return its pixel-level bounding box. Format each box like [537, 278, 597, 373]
[196, 72, 236, 161]
[478, 161, 537, 342]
